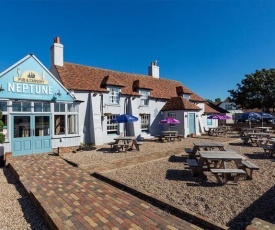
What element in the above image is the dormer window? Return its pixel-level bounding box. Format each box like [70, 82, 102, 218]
[108, 87, 120, 105]
[183, 94, 190, 100]
[139, 89, 150, 106]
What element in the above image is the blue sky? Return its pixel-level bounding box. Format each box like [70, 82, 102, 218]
[1, 0, 275, 101]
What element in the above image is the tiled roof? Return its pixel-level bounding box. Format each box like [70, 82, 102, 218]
[55, 62, 206, 101]
[161, 97, 201, 111]
[204, 103, 220, 114]
[207, 102, 228, 113]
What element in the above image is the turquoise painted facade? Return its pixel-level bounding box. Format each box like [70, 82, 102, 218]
[0, 54, 79, 156]
[0, 54, 74, 102]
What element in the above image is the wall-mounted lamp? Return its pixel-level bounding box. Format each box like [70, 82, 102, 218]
[185, 115, 188, 118]
[132, 95, 136, 100]
[54, 90, 62, 98]
[0, 85, 5, 93]
[196, 115, 199, 117]
[93, 92, 98, 96]
[155, 98, 158, 102]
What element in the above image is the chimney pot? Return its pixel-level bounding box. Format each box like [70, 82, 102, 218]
[54, 37, 60, 44]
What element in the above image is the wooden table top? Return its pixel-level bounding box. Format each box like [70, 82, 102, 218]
[199, 151, 243, 160]
[114, 136, 135, 141]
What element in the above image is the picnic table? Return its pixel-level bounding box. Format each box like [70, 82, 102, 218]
[155, 131, 183, 142]
[254, 126, 271, 133]
[198, 151, 246, 184]
[242, 132, 271, 146]
[188, 141, 225, 157]
[207, 127, 227, 136]
[109, 136, 142, 152]
[239, 127, 260, 137]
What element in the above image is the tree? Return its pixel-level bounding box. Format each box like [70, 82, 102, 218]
[228, 68, 275, 112]
[214, 98, 221, 103]
[0, 111, 5, 144]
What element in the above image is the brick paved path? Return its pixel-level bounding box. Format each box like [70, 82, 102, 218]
[8, 153, 203, 230]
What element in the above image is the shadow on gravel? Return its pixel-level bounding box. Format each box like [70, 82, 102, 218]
[3, 167, 48, 230]
[243, 152, 271, 160]
[168, 155, 188, 163]
[229, 142, 253, 147]
[227, 184, 275, 230]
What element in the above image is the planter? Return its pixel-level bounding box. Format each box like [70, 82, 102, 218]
[190, 133, 196, 138]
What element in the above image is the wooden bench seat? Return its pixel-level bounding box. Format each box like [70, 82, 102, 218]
[262, 144, 275, 157]
[132, 141, 143, 151]
[239, 160, 259, 179]
[210, 168, 246, 184]
[107, 141, 117, 149]
[241, 136, 249, 145]
[113, 144, 129, 152]
[186, 159, 199, 176]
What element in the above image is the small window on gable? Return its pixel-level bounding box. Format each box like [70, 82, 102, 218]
[183, 94, 190, 100]
[140, 90, 149, 106]
[108, 87, 120, 105]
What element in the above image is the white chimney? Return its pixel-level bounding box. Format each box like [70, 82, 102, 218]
[50, 36, 64, 67]
[148, 61, 159, 78]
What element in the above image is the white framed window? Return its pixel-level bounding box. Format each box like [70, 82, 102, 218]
[12, 101, 31, 112]
[34, 102, 51, 112]
[54, 103, 79, 136]
[183, 94, 190, 100]
[168, 112, 176, 128]
[140, 114, 150, 131]
[140, 90, 149, 106]
[107, 114, 119, 134]
[225, 104, 233, 110]
[108, 87, 120, 105]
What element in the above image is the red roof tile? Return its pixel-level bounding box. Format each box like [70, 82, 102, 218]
[161, 97, 201, 111]
[55, 62, 206, 101]
[204, 103, 220, 114]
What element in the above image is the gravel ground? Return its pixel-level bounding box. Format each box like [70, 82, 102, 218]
[0, 167, 48, 230]
[2, 132, 275, 229]
[63, 133, 275, 230]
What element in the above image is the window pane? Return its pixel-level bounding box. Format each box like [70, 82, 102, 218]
[107, 114, 118, 133]
[68, 115, 78, 134]
[34, 103, 43, 112]
[54, 103, 65, 112]
[35, 116, 50, 136]
[68, 103, 78, 112]
[109, 88, 120, 104]
[12, 102, 21, 112]
[54, 115, 65, 135]
[22, 102, 31, 112]
[0, 102, 7, 111]
[140, 90, 149, 106]
[44, 103, 51, 112]
[141, 114, 150, 131]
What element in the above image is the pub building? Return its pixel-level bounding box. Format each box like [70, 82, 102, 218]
[0, 54, 80, 157]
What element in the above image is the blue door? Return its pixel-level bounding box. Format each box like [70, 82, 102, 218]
[12, 115, 51, 156]
[188, 113, 196, 134]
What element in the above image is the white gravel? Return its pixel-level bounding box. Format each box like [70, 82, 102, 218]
[0, 167, 48, 230]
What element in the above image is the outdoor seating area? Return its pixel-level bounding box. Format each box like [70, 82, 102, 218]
[185, 140, 260, 185]
[155, 131, 183, 142]
[59, 132, 275, 229]
[207, 126, 231, 136]
[108, 136, 143, 152]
